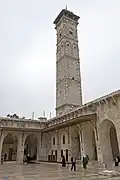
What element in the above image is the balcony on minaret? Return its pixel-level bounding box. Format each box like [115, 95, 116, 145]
[53, 9, 80, 26]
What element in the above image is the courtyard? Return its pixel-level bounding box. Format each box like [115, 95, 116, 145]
[0, 162, 120, 180]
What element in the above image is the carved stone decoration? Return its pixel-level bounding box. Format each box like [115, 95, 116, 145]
[20, 122, 25, 128]
[72, 44, 78, 58]
[61, 42, 65, 57]
[63, 24, 67, 35]
[65, 41, 71, 56]
[0, 120, 7, 127]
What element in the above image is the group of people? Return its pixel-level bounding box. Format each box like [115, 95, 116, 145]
[23, 153, 37, 164]
[61, 154, 89, 171]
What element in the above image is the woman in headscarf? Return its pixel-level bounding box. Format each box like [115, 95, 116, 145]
[61, 155, 66, 167]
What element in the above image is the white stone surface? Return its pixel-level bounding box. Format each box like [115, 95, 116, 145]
[99, 170, 120, 177]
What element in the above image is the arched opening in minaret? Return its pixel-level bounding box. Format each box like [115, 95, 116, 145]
[65, 41, 71, 55]
[72, 44, 78, 58]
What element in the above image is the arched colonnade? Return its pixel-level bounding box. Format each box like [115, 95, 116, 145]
[70, 122, 97, 161]
[0, 119, 119, 163]
[71, 119, 120, 163]
[0, 132, 40, 162]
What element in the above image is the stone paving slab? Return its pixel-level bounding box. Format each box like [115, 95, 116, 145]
[0, 162, 119, 180]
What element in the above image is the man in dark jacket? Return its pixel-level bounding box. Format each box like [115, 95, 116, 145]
[82, 155, 88, 169]
[71, 156, 76, 171]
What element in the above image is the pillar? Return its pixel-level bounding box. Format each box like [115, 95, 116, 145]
[16, 132, 24, 164]
[68, 127, 72, 162]
[95, 138, 103, 162]
[115, 122, 120, 155]
[95, 118, 103, 162]
[79, 124, 85, 161]
[39, 133, 48, 161]
[37, 133, 41, 161]
[57, 130, 61, 162]
[0, 130, 3, 162]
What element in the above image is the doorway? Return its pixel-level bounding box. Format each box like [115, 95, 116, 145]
[8, 148, 13, 161]
[66, 149, 68, 162]
[55, 150, 57, 162]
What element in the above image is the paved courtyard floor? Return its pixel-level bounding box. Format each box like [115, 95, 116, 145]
[0, 162, 120, 180]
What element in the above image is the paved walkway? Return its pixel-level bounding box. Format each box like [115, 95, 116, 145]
[0, 162, 119, 180]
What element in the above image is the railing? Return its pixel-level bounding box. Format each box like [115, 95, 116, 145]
[0, 117, 46, 130]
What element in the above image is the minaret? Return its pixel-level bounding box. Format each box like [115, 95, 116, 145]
[54, 9, 82, 116]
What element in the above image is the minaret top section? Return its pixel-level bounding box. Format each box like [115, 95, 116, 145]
[53, 9, 80, 26]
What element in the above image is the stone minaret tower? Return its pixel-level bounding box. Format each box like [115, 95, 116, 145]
[54, 9, 82, 116]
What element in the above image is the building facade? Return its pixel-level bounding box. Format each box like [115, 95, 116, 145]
[0, 9, 120, 164]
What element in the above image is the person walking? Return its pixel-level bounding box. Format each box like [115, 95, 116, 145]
[115, 156, 119, 167]
[82, 155, 88, 169]
[61, 155, 66, 167]
[1, 153, 4, 164]
[4, 153, 7, 161]
[71, 156, 76, 171]
[23, 154, 27, 164]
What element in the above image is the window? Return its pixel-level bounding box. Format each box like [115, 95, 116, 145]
[63, 135, 65, 144]
[69, 14, 73, 19]
[61, 149, 63, 157]
[60, 33, 62, 38]
[53, 137, 55, 145]
[72, 77, 74, 80]
[67, 43, 69, 46]
[66, 149, 68, 162]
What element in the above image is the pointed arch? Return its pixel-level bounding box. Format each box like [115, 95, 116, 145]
[65, 41, 71, 56]
[100, 119, 119, 162]
[24, 133, 38, 160]
[61, 41, 65, 57]
[72, 44, 78, 58]
[63, 24, 67, 34]
[2, 133, 18, 161]
[57, 45, 61, 60]
[83, 122, 97, 161]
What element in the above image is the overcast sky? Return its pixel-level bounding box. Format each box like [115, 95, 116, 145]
[0, 0, 120, 119]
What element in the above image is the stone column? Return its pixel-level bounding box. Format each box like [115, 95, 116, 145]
[68, 127, 72, 162]
[79, 124, 85, 161]
[37, 133, 41, 161]
[94, 126, 103, 163]
[0, 129, 3, 162]
[39, 133, 48, 161]
[95, 115, 104, 163]
[57, 130, 61, 162]
[16, 132, 24, 164]
[115, 121, 120, 153]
